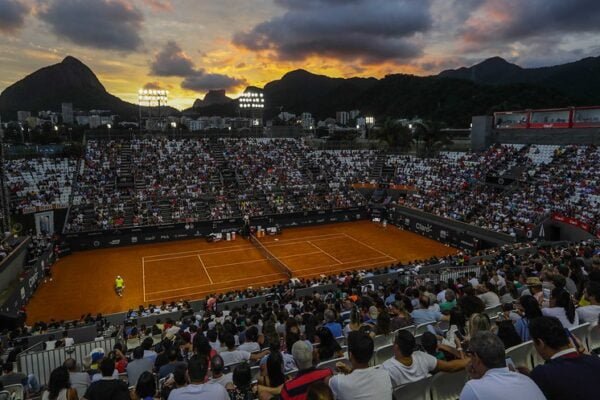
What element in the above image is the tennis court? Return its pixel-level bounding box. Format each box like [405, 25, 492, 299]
[26, 220, 458, 322]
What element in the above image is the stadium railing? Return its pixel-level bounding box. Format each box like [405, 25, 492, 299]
[17, 336, 117, 387]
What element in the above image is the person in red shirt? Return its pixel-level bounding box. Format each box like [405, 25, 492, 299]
[280, 340, 331, 400]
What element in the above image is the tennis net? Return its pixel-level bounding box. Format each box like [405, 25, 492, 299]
[249, 234, 293, 278]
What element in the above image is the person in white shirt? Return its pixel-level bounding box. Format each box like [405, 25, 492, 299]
[238, 326, 261, 353]
[62, 331, 75, 347]
[168, 355, 229, 400]
[327, 331, 392, 400]
[468, 272, 480, 288]
[477, 283, 501, 309]
[542, 288, 579, 329]
[208, 355, 233, 388]
[219, 333, 267, 366]
[459, 332, 546, 400]
[382, 330, 468, 387]
[576, 281, 600, 324]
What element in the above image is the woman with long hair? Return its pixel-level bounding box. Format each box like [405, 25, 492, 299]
[42, 366, 78, 400]
[514, 295, 543, 341]
[496, 320, 522, 350]
[542, 287, 579, 328]
[257, 351, 286, 399]
[314, 327, 343, 362]
[227, 363, 257, 400]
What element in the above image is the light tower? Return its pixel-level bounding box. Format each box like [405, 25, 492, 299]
[239, 88, 265, 134]
[138, 89, 169, 131]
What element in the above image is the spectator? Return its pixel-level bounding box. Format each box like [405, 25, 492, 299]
[323, 310, 342, 338]
[168, 355, 228, 400]
[496, 320, 522, 350]
[238, 327, 261, 353]
[42, 366, 78, 400]
[0, 361, 39, 395]
[440, 289, 457, 312]
[477, 283, 501, 309]
[459, 332, 545, 400]
[542, 288, 578, 329]
[82, 357, 129, 400]
[382, 330, 468, 386]
[514, 295, 543, 342]
[575, 281, 600, 323]
[63, 358, 90, 398]
[127, 347, 153, 387]
[258, 351, 286, 399]
[314, 327, 343, 363]
[528, 316, 600, 400]
[280, 340, 332, 400]
[327, 331, 392, 399]
[159, 349, 185, 380]
[226, 362, 257, 400]
[209, 355, 233, 387]
[134, 371, 157, 400]
[220, 333, 268, 366]
[410, 296, 444, 325]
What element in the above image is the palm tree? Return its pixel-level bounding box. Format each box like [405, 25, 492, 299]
[411, 121, 452, 158]
[375, 118, 414, 152]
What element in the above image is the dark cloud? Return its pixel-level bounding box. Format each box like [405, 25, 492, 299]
[144, 81, 164, 90]
[0, 0, 30, 34]
[39, 0, 144, 51]
[181, 71, 247, 92]
[150, 41, 196, 76]
[462, 0, 600, 46]
[142, 0, 172, 12]
[233, 0, 432, 63]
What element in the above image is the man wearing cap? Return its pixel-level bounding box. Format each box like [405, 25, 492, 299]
[280, 340, 332, 400]
[115, 276, 124, 297]
[523, 277, 544, 306]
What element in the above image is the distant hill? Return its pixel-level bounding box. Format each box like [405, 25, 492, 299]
[2, 55, 599, 127]
[439, 56, 600, 102]
[192, 89, 232, 108]
[0, 56, 178, 120]
[252, 69, 576, 126]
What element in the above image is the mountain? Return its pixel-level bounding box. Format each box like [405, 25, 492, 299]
[0, 56, 178, 120]
[252, 68, 575, 126]
[439, 56, 600, 101]
[192, 89, 232, 108]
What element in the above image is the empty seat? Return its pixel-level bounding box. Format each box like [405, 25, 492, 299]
[430, 370, 467, 400]
[506, 341, 534, 369]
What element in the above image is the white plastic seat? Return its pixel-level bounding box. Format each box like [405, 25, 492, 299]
[506, 341, 534, 369]
[430, 370, 467, 400]
[393, 375, 432, 400]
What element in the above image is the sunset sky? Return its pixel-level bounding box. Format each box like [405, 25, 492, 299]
[1, 0, 599, 110]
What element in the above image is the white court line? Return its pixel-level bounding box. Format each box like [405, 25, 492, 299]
[265, 233, 345, 247]
[142, 233, 344, 260]
[197, 254, 213, 284]
[145, 276, 288, 302]
[295, 258, 397, 278]
[145, 273, 287, 296]
[292, 255, 390, 273]
[307, 241, 343, 264]
[204, 251, 324, 269]
[142, 258, 146, 302]
[143, 245, 251, 260]
[342, 233, 395, 260]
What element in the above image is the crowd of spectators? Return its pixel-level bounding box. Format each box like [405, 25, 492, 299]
[6, 139, 599, 239]
[5, 157, 76, 211]
[3, 239, 599, 399]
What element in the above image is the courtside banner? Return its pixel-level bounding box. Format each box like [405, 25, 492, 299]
[64, 207, 367, 251]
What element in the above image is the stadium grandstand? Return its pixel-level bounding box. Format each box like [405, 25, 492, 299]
[1, 128, 599, 399]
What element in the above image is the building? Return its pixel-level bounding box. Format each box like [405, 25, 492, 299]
[17, 111, 31, 123]
[336, 111, 350, 126]
[349, 109, 361, 120]
[61, 103, 74, 124]
[278, 112, 296, 122]
[301, 112, 314, 130]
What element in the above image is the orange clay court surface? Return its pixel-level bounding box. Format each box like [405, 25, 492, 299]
[25, 221, 458, 322]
